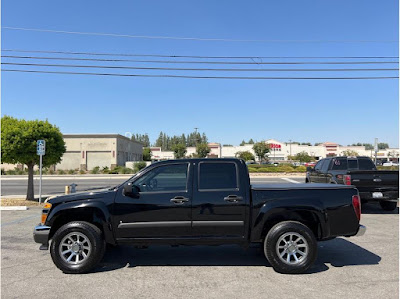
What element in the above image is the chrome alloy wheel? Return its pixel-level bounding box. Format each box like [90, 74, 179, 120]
[276, 232, 308, 265]
[59, 232, 92, 265]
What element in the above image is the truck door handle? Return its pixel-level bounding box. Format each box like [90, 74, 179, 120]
[224, 195, 243, 202]
[170, 196, 189, 204]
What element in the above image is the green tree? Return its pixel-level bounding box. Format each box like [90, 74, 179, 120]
[342, 150, 359, 157]
[142, 148, 152, 161]
[235, 151, 255, 161]
[1, 116, 66, 200]
[252, 142, 270, 163]
[172, 143, 187, 159]
[294, 151, 314, 163]
[248, 139, 255, 144]
[240, 140, 246, 146]
[378, 143, 389, 150]
[196, 143, 211, 158]
[364, 143, 374, 150]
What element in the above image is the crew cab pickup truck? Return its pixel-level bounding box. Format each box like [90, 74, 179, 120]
[306, 156, 399, 211]
[34, 158, 365, 274]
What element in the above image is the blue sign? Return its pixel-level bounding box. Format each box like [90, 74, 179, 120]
[37, 140, 46, 155]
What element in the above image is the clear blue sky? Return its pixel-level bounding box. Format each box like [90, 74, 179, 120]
[2, 0, 399, 147]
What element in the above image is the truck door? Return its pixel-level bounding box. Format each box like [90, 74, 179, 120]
[191, 161, 246, 239]
[113, 162, 193, 239]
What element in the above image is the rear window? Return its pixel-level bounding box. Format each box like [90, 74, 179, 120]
[199, 162, 238, 190]
[331, 158, 348, 170]
[358, 158, 376, 170]
[348, 159, 358, 169]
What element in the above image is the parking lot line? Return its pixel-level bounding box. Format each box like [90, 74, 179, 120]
[281, 178, 301, 184]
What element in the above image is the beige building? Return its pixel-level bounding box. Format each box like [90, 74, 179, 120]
[58, 134, 143, 170]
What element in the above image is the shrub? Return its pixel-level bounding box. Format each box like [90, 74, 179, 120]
[79, 169, 86, 175]
[68, 169, 76, 175]
[134, 162, 147, 173]
[1, 169, 5, 175]
[57, 169, 66, 175]
[90, 166, 100, 174]
[294, 165, 307, 172]
[102, 166, 110, 174]
[49, 169, 55, 175]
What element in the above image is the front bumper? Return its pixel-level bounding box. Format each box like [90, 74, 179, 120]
[355, 224, 366, 237]
[33, 224, 51, 245]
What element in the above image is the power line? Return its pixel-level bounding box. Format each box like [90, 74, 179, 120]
[3, 27, 398, 43]
[2, 49, 398, 59]
[3, 55, 398, 65]
[2, 69, 398, 79]
[3, 62, 398, 72]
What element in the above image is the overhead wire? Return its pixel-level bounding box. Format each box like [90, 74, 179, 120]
[2, 69, 398, 79]
[2, 55, 398, 65]
[3, 27, 398, 43]
[2, 49, 398, 59]
[2, 62, 398, 72]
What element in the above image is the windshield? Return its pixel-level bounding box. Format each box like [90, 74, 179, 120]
[110, 164, 152, 190]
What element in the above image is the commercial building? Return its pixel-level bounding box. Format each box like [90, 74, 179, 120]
[57, 134, 143, 170]
[150, 139, 399, 162]
[1, 134, 143, 171]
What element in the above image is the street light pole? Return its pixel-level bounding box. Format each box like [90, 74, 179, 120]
[289, 139, 292, 157]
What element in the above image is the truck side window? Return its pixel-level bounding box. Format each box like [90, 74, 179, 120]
[134, 163, 189, 192]
[314, 160, 323, 171]
[358, 158, 377, 170]
[331, 158, 348, 170]
[321, 159, 330, 172]
[199, 162, 238, 190]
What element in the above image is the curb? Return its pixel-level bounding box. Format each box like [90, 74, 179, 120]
[1, 206, 29, 211]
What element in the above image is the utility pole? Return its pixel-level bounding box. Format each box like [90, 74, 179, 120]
[374, 138, 378, 165]
[194, 127, 199, 145]
[289, 139, 292, 157]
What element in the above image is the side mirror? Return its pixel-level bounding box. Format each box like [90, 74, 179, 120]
[123, 183, 140, 198]
[306, 167, 313, 172]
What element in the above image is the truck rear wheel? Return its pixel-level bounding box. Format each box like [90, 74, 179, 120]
[379, 201, 398, 211]
[50, 221, 105, 274]
[264, 221, 317, 274]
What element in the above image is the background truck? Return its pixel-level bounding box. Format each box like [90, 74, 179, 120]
[306, 156, 399, 211]
[34, 158, 365, 274]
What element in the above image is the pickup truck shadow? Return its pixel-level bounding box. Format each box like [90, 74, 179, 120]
[93, 238, 380, 274]
[361, 202, 399, 215]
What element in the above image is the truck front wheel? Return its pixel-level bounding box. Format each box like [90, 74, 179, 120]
[379, 201, 398, 211]
[264, 221, 317, 274]
[50, 221, 105, 274]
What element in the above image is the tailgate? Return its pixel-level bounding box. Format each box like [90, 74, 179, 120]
[347, 170, 399, 192]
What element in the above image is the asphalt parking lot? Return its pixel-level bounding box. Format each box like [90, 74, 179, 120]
[1, 203, 398, 299]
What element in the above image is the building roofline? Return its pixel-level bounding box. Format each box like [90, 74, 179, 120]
[62, 134, 144, 145]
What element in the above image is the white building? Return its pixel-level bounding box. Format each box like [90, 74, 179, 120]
[150, 139, 399, 162]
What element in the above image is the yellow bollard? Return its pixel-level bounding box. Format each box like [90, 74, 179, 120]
[65, 185, 70, 195]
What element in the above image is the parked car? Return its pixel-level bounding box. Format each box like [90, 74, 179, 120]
[383, 161, 399, 167]
[306, 156, 399, 211]
[34, 158, 365, 274]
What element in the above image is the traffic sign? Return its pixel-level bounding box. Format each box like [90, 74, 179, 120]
[37, 140, 46, 155]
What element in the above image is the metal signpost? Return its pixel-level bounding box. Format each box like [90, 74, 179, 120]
[37, 140, 46, 204]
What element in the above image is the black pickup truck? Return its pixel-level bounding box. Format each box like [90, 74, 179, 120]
[306, 156, 399, 211]
[34, 158, 365, 274]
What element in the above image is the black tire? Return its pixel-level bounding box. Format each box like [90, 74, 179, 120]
[379, 201, 398, 211]
[50, 221, 106, 274]
[264, 221, 317, 274]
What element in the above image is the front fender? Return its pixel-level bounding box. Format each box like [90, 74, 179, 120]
[46, 200, 115, 245]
